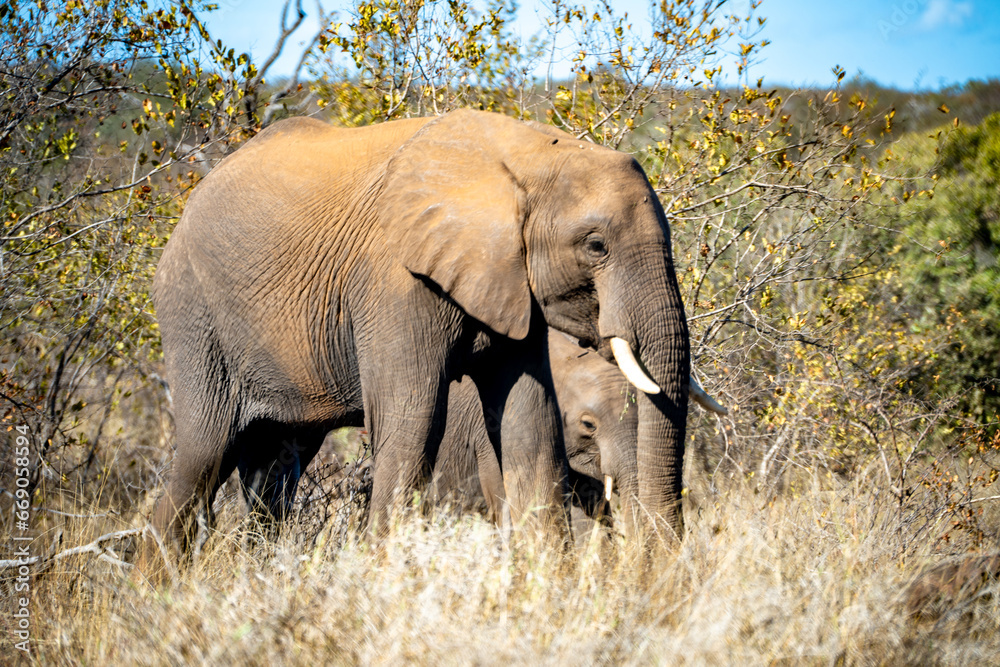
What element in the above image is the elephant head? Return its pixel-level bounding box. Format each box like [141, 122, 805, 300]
[379, 110, 694, 539]
[547, 329, 638, 520]
[551, 330, 726, 536]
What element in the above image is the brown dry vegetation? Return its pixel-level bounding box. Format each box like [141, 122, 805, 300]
[2, 389, 999, 664]
[3, 455, 999, 665]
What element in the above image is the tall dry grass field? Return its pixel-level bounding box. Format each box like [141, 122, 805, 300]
[3, 426, 999, 665]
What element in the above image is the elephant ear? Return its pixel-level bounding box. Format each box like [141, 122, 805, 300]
[378, 109, 539, 340]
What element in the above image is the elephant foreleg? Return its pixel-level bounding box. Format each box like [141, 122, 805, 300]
[355, 279, 465, 536]
[472, 417, 505, 526]
[363, 383, 450, 535]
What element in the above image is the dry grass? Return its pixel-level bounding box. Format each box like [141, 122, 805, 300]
[3, 463, 999, 666]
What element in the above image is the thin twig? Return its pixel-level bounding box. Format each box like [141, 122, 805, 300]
[961, 495, 1000, 506]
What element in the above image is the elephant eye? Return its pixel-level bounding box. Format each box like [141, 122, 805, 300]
[580, 416, 597, 433]
[584, 234, 608, 260]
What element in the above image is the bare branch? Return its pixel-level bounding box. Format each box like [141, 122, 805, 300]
[252, 0, 307, 90]
[0, 528, 141, 570]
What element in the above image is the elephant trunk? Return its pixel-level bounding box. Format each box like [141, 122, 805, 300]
[604, 262, 690, 543]
[608, 448, 640, 537]
[635, 374, 688, 541]
[635, 307, 690, 542]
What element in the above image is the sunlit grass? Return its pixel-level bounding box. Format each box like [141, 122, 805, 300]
[9, 468, 999, 665]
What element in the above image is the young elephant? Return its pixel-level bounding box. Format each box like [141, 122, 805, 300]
[428, 330, 636, 529]
[428, 329, 726, 537]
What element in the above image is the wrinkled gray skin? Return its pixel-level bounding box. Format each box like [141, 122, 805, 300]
[430, 329, 638, 535]
[151, 109, 690, 555]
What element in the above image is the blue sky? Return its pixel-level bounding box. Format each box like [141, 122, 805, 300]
[204, 0, 1000, 90]
[755, 0, 1000, 89]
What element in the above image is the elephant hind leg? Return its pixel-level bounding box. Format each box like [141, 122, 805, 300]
[151, 424, 239, 561]
[147, 269, 252, 568]
[236, 422, 326, 539]
[150, 360, 240, 560]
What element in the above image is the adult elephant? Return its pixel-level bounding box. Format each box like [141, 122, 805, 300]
[151, 109, 694, 554]
[430, 329, 727, 538]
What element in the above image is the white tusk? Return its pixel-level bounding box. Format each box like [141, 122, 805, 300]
[689, 376, 729, 415]
[610, 337, 661, 394]
[604, 475, 614, 502]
